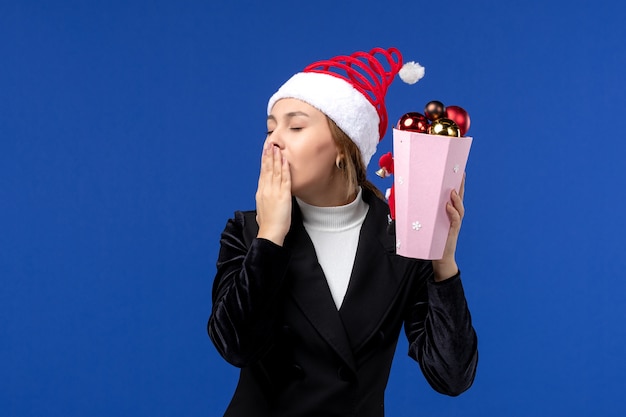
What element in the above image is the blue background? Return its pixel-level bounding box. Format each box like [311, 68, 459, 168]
[2, 1, 626, 416]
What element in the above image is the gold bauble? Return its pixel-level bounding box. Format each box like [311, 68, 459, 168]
[428, 118, 461, 137]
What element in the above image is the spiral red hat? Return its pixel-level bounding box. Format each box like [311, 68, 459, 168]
[267, 47, 424, 166]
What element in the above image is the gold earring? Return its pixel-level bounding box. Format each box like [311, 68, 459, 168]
[336, 158, 344, 170]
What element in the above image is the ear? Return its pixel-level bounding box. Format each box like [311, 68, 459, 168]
[335, 154, 345, 170]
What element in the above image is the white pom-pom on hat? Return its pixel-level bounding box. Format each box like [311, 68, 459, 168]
[398, 61, 425, 85]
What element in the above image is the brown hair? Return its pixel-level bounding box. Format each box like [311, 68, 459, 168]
[326, 117, 385, 201]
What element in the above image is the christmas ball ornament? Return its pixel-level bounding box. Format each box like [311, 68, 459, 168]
[444, 105, 470, 136]
[429, 118, 461, 137]
[396, 112, 430, 133]
[424, 100, 445, 121]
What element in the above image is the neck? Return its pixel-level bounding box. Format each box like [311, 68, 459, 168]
[296, 187, 357, 207]
[296, 173, 357, 207]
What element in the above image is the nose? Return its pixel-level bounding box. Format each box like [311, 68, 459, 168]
[267, 131, 285, 150]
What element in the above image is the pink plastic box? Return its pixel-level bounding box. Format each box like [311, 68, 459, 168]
[392, 129, 472, 260]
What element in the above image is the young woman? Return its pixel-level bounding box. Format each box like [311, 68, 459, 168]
[208, 47, 478, 417]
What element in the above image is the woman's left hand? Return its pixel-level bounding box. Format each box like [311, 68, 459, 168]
[432, 174, 465, 282]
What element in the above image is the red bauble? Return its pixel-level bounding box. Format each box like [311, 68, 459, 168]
[424, 100, 445, 121]
[444, 105, 470, 136]
[396, 112, 430, 133]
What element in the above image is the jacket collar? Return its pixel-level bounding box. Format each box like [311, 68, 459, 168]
[286, 188, 404, 370]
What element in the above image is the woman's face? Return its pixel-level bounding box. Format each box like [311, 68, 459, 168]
[266, 98, 345, 205]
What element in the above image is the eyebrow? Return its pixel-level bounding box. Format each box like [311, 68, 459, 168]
[267, 111, 310, 122]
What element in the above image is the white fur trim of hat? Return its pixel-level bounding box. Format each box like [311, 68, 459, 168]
[267, 72, 380, 167]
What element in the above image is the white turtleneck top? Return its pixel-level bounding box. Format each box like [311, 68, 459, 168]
[295, 188, 369, 309]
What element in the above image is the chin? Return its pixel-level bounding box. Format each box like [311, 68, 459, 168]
[290, 183, 314, 201]
[290, 186, 305, 199]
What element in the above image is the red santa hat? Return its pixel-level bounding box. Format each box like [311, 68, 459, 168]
[267, 47, 424, 167]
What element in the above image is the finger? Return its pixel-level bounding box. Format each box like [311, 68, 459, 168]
[272, 145, 282, 183]
[262, 141, 273, 166]
[446, 201, 461, 225]
[281, 156, 291, 191]
[451, 189, 465, 219]
[459, 173, 466, 200]
[258, 143, 271, 188]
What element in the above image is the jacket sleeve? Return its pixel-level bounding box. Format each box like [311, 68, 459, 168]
[207, 211, 291, 367]
[404, 266, 478, 396]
